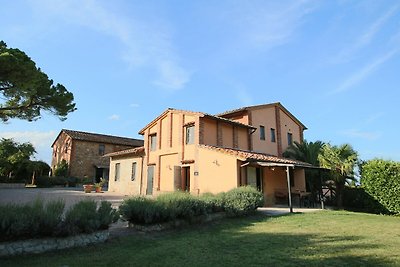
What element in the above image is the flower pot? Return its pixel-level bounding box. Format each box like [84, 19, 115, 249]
[95, 186, 102, 193]
[83, 184, 93, 193]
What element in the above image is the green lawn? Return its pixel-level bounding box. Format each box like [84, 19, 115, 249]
[1, 210, 399, 267]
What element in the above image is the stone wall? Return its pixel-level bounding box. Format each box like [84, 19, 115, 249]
[0, 230, 109, 257]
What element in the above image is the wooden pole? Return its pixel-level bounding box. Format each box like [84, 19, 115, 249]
[286, 166, 293, 213]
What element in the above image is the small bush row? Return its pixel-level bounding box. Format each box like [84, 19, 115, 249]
[0, 199, 118, 242]
[343, 187, 388, 214]
[119, 186, 264, 225]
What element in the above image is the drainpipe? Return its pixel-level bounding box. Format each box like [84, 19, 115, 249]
[286, 166, 293, 213]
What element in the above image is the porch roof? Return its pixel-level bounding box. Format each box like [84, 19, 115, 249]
[198, 145, 316, 168]
[104, 146, 145, 157]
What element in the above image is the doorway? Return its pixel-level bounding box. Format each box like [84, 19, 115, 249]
[182, 167, 190, 192]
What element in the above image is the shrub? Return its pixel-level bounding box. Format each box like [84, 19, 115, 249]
[198, 192, 225, 213]
[54, 159, 69, 177]
[63, 200, 100, 235]
[34, 176, 78, 187]
[0, 198, 64, 241]
[343, 186, 388, 214]
[119, 196, 164, 225]
[223, 186, 264, 216]
[97, 201, 120, 229]
[361, 159, 400, 214]
[157, 192, 208, 221]
[0, 199, 117, 241]
[120, 187, 264, 225]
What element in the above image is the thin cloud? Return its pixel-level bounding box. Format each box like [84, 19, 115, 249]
[153, 61, 192, 90]
[339, 129, 381, 141]
[230, 0, 318, 49]
[108, 114, 120, 121]
[0, 130, 57, 148]
[332, 48, 399, 94]
[333, 5, 399, 63]
[130, 103, 140, 108]
[29, 0, 191, 90]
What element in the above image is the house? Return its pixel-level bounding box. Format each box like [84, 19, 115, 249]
[51, 129, 144, 182]
[107, 103, 312, 206]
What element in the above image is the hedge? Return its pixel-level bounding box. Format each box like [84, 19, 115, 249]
[343, 187, 388, 214]
[0, 199, 118, 242]
[120, 186, 264, 225]
[361, 159, 400, 214]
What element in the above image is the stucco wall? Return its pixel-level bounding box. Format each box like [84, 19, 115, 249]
[196, 147, 239, 194]
[249, 107, 279, 156]
[108, 155, 142, 195]
[279, 109, 302, 153]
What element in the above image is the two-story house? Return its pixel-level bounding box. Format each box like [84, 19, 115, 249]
[107, 103, 311, 206]
[51, 129, 144, 182]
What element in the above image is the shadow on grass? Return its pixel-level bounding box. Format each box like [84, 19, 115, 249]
[0, 214, 396, 267]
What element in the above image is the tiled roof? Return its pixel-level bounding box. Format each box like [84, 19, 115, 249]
[138, 108, 255, 134]
[105, 146, 145, 157]
[216, 102, 307, 129]
[198, 144, 312, 166]
[53, 129, 144, 147]
[215, 103, 279, 117]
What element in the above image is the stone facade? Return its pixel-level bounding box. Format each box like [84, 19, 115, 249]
[51, 129, 143, 181]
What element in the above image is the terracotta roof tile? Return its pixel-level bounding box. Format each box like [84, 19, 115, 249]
[198, 144, 312, 166]
[57, 129, 144, 147]
[105, 146, 145, 157]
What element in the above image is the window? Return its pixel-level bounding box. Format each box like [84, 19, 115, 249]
[114, 163, 120, 181]
[259, 125, 265, 140]
[185, 125, 195, 144]
[287, 132, 293, 146]
[99, 144, 105, 156]
[64, 142, 69, 153]
[270, 128, 276, 143]
[150, 134, 157, 151]
[131, 162, 137, 181]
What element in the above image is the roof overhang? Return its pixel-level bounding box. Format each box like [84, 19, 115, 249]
[248, 160, 325, 170]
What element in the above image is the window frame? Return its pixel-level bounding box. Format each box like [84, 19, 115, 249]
[150, 134, 157, 151]
[259, 125, 266, 140]
[270, 128, 276, 143]
[99, 144, 105, 156]
[131, 162, 137, 181]
[287, 132, 293, 146]
[185, 125, 195, 145]
[114, 163, 120, 181]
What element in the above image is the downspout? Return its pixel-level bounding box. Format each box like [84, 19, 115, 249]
[139, 156, 144, 195]
[286, 166, 293, 213]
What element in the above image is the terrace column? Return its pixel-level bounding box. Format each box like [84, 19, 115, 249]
[286, 166, 293, 213]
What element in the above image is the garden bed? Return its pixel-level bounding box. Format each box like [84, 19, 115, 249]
[0, 230, 109, 257]
[129, 212, 227, 232]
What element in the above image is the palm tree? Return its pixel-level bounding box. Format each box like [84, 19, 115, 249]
[283, 140, 324, 166]
[283, 140, 324, 199]
[318, 143, 358, 208]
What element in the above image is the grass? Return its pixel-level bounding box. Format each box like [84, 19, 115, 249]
[1, 210, 399, 266]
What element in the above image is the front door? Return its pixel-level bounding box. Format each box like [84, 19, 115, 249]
[181, 166, 190, 192]
[146, 166, 154, 195]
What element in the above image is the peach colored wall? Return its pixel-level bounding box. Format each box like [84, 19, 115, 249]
[196, 147, 238, 194]
[159, 153, 180, 193]
[279, 109, 302, 152]
[249, 107, 279, 156]
[108, 155, 142, 195]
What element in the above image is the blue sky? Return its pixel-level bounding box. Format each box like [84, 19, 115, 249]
[1, 0, 400, 164]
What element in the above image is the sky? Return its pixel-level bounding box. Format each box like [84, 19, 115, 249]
[1, 0, 400, 165]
